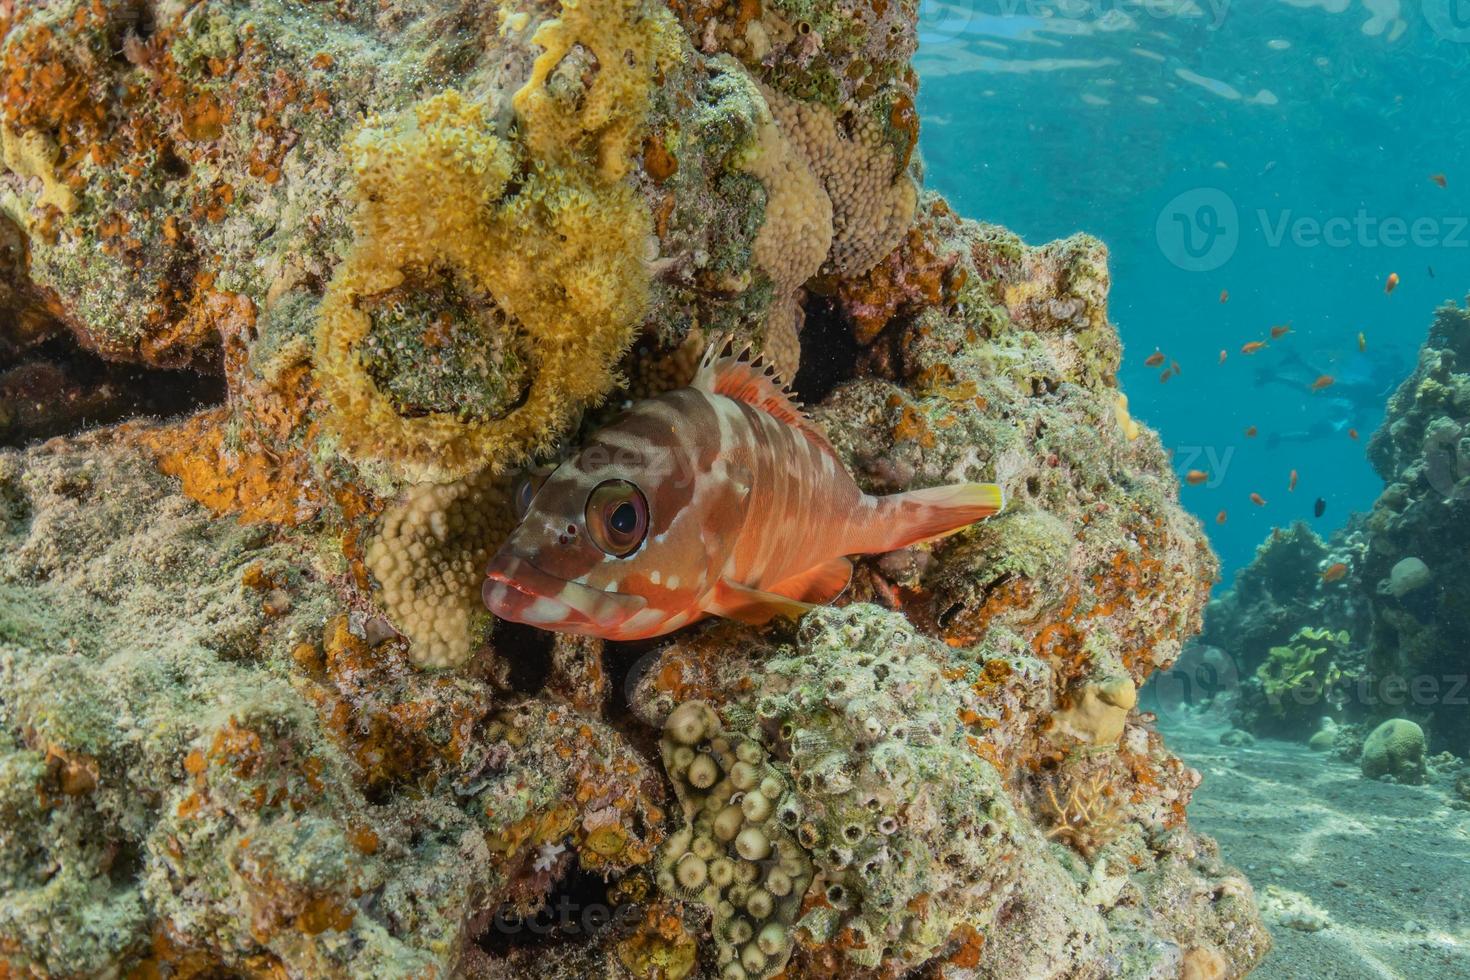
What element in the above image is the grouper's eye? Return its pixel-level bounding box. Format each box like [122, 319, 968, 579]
[585, 479, 649, 558]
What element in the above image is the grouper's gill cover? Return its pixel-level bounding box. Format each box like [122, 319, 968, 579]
[482, 339, 1005, 640]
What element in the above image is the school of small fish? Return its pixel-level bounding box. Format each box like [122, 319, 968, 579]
[1147, 240, 1425, 538]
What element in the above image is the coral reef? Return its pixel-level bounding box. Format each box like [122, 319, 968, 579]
[0, 0, 1269, 973]
[1196, 300, 1469, 757]
[0, 435, 667, 975]
[1358, 301, 1470, 753]
[632, 607, 1267, 978]
[1193, 521, 1360, 682]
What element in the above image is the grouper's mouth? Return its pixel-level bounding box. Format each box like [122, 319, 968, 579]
[482, 550, 646, 635]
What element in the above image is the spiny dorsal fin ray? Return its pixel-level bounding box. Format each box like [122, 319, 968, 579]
[692, 332, 835, 455]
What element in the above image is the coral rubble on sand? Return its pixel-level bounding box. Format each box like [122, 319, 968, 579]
[0, 0, 1268, 974]
[1189, 300, 1470, 767]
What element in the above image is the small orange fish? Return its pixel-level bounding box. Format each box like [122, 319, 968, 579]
[482, 339, 1004, 639]
[1288, 469, 1299, 492]
[1349, 428, 1360, 440]
[1245, 426, 1258, 438]
[1144, 350, 1166, 367]
[1322, 562, 1349, 583]
[1385, 272, 1400, 294]
[1250, 492, 1267, 506]
[1216, 510, 1228, 525]
[1431, 173, 1447, 188]
[1241, 341, 1267, 355]
[1160, 366, 1174, 384]
[1220, 290, 1229, 303]
[1270, 324, 1292, 339]
[1219, 350, 1228, 365]
[1170, 360, 1182, 376]
[1311, 375, 1335, 391]
[1186, 470, 1209, 486]
[1358, 331, 1367, 352]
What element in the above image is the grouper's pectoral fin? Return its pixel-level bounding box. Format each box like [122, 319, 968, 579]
[706, 559, 852, 626]
[707, 579, 818, 626]
[768, 558, 852, 604]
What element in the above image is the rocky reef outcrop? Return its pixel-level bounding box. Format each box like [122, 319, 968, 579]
[1190, 300, 1470, 762]
[0, 0, 1268, 974]
[1359, 301, 1470, 754]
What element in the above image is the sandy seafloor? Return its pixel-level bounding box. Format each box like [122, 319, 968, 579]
[1160, 724, 1470, 979]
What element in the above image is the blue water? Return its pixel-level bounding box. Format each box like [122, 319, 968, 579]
[914, 0, 1470, 577]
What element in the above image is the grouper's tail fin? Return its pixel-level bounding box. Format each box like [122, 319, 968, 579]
[863, 483, 1005, 552]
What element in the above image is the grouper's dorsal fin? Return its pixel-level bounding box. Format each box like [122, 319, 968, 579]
[692, 334, 837, 455]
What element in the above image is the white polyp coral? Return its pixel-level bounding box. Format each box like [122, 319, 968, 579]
[533, 841, 568, 872]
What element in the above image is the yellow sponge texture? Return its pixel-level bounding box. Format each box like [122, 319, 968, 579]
[317, 0, 679, 483]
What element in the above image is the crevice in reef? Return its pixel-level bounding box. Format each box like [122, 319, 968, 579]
[600, 636, 668, 765]
[494, 621, 556, 695]
[0, 333, 226, 449]
[602, 637, 660, 722]
[792, 294, 859, 405]
[474, 857, 617, 956]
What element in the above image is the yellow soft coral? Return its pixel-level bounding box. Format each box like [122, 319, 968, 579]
[317, 0, 679, 484]
[513, 0, 679, 181]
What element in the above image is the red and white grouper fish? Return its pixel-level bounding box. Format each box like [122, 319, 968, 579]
[482, 339, 1006, 640]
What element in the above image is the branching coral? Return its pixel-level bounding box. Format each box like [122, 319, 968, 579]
[1040, 771, 1125, 861]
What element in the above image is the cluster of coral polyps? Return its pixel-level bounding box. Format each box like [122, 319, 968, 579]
[0, 0, 1267, 973]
